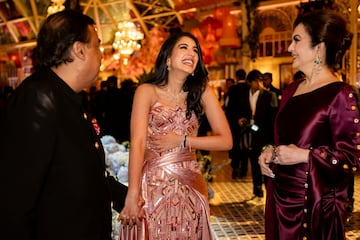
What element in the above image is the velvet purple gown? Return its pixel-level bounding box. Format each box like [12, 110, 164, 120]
[265, 80, 360, 240]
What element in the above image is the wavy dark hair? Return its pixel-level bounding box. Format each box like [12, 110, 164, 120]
[146, 31, 208, 120]
[33, 10, 95, 69]
[246, 69, 263, 83]
[293, 10, 353, 71]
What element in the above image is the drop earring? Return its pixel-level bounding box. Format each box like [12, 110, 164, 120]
[191, 72, 194, 76]
[314, 55, 322, 65]
[167, 65, 171, 71]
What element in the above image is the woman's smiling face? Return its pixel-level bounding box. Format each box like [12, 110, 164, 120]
[288, 23, 317, 75]
[168, 36, 199, 75]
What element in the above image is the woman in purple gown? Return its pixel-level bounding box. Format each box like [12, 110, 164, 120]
[259, 10, 360, 240]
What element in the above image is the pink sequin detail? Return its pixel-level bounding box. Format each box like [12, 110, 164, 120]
[141, 102, 213, 240]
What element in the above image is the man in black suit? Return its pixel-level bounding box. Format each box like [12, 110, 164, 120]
[233, 70, 276, 204]
[0, 10, 127, 240]
[262, 72, 282, 106]
[224, 69, 249, 179]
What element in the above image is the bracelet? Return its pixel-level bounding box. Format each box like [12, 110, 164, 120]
[261, 144, 275, 153]
[180, 135, 187, 149]
[262, 144, 277, 162]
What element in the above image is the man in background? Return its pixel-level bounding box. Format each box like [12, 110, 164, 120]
[262, 72, 282, 106]
[224, 69, 250, 179]
[222, 78, 235, 109]
[234, 70, 276, 204]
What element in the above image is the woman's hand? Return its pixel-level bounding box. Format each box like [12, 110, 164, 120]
[118, 192, 145, 225]
[275, 144, 309, 165]
[258, 145, 275, 178]
[148, 131, 183, 152]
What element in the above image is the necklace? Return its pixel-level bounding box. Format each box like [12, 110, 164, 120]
[165, 87, 184, 107]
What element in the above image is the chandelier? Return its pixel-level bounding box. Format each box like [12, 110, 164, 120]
[112, 2, 144, 57]
[47, 0, 65, 16]
[112, 21, 144, 56]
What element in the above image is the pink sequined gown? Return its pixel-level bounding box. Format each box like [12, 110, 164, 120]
[141, 102, 213, 240]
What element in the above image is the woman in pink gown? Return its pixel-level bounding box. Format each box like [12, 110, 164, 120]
[259, 10, 360, 240]
[119, 32, 232, 239]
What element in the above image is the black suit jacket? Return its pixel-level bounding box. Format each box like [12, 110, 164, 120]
[269, 84, 282, 106]
[224, 82, 250, 138]
[234, 89, 275, 150]
[0, 68, 127, 240]
[269, 84, 282, 98]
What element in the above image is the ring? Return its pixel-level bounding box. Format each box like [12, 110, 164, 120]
[273, 156, 279, 164]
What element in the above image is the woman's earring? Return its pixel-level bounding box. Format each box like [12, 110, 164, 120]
[167, 65, 171, 71]
[314, 55, 322, 65]
[191, 72, 194, 76]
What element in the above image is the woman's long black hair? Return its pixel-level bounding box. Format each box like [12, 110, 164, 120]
[146, 31, 208, 120]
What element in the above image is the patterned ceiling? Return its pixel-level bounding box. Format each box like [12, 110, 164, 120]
[0, 0, 244, 48]
[0, 0, 354, 50]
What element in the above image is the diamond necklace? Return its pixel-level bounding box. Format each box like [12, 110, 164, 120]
[165, 87, 184, 106]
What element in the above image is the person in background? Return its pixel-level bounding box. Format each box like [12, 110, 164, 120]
[117, 78, 137, 142]
[119, 31, 232, 239]
[93, 80, 107, 132]
[222, 77, 235, 108]
[259, 10, 360, 239]
[0, 10, 127, 240]
[224, 69, 250, 179]
[103, 75, 123, 141]
[262, 72, 282, 106]
[234, 69, 276, 205]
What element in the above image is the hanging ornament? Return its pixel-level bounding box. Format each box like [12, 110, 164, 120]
[219, 14, 240, 48]
[199, 16, 222, 40]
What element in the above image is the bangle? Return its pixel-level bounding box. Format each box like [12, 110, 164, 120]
[180, 135, 187, 149]
[262, 144, 277, 161]
[261, 144, 275, 153]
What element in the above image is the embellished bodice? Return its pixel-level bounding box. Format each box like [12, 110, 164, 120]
[146, 102, 199, 155]
[148, 102, 198, 135]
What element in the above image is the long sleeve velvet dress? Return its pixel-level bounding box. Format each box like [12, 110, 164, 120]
[265, 80, 360, 240]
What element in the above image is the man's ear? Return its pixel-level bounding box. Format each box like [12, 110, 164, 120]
[72, 41, 86, 60]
